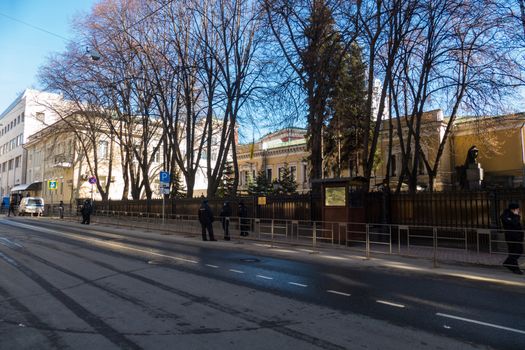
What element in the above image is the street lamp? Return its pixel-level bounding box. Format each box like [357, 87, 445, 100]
[86, 47, 100, 61]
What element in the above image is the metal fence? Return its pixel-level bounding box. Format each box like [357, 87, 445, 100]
[55, 209, 520, 267]
[86, 189, 525, 228]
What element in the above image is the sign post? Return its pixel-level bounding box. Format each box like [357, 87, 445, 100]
[48, 180, 57, 216]
[88, 177, 97, 202]
[159, 171, 170, 225]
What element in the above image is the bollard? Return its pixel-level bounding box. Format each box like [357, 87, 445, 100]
[271, 219, 274, 248]
[365, 224, 370, 259]
[389, 225, 392, 254]
[433, 227, 438, 268]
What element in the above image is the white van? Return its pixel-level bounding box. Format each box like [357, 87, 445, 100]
[18, 197, 45, 216]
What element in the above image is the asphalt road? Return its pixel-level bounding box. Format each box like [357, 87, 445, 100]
[0, 217, 524, 350]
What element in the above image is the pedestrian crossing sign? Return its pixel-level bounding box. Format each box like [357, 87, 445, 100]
[48, 180, 57, 190]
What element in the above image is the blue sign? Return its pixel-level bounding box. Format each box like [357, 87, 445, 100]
[160, 171, 170, 183]
[88, 177, 97, 184]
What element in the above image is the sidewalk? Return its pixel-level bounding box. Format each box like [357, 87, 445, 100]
[35, 215, 525, 288]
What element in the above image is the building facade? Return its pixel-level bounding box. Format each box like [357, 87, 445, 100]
[237, 128, 311, 194]
[0, 89, 63, 199]
[376, 110, 525, 190]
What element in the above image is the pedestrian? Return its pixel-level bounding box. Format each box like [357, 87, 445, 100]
[500, 203, 524, 275]
[198, 199, 216, 241]
[238, 200, 249, 237]
[81, 200, 92, 225]
[7, 199, 16, 217]
[58, 200, 64, 219]
[220, 201, 232, 241]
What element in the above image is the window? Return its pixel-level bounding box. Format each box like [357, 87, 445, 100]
[1, 162, 5, 172]
[36, 112, 45, 122]
[8, 159, 13, 170]
[418, 159, 425, 175]
[17, 115, 20, 123]
[154, 151, 160, 163]
[390, 155, 397, 176]
[278, 167, 284, 181]
[98, 140, 109, 160]
[21, 113, 24, 122]
[266, 168, 272, 181]
[15, 156, 20, 168]
[303, 163, 308, 183]
[290, 166, 297, 182]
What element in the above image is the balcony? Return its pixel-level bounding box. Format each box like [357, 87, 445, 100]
[53, 154, 73, 168]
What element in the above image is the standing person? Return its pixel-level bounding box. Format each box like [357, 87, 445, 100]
[7, 198, 16, 217]
[58, 200, 64, 219]
[220, 201, 232, 241]
[198, 199, 216, 241]
[501, 203, 524, 274]
[238, 200, 249, 237]
[81, 200, 92, 225]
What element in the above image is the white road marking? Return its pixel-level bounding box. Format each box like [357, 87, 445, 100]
[256, 274, 273, 280]
[205, 264, 219, 268]
[229, 269, 244, 274]
[376, 300, 405, 308]
[327, 290, 351, 297]
[436, 313, 525, 335]
[288, 282, 307, 287]
[0, 237, 23, 248]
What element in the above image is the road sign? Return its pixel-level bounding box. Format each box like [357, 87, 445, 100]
[161, 187, 170, 195]
[88, 177, 97, 184]
[160, 171, 170, 183]
[48, 180, 57, 190]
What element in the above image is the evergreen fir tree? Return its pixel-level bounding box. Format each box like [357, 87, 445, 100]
[248, 170, 271, 196]
[323, 42, 367, 178]
[217, 163, 236, 198]
[170, 169, 186, 198]
[302, 0, 344, 181]
[272, 163, 298, 195]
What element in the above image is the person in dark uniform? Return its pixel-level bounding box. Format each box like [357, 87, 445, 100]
[81, 200, 93, 224]
[238, 200, 249, 237]
[220, 201, 232, 241]
[58, 200, 65, 219]
[7, 198, 16, 217]
[501, 203, 524, 274]
[198, 199, 216, 241]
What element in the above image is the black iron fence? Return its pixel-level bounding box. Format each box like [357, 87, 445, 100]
[88, 188, 525, 228]
[92, 194, 321, 222]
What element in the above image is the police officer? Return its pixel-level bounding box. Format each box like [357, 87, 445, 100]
[81, 200, 93, 225]
[238, 200, 249, 237]
[220, 201, 232, 241]
[198, 199, 216, 241]
[501, 203, 524, 274]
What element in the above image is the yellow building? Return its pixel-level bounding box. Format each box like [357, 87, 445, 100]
[452, 113, 525, 187]
[376, 110, 525, 190]
[237, 128, 311, 194]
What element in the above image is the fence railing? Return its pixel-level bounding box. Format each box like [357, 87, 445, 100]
[53, 209, 521, 267]
[85, 189, 525, 228]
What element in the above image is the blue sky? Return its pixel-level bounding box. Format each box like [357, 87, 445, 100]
[0, 0, 96, 112]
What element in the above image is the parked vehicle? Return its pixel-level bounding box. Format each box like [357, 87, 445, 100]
[1, 196, 8, 213]
[18, 197, 44, 216]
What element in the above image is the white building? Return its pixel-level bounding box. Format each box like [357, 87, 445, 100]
[0, 89, 63, 198]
